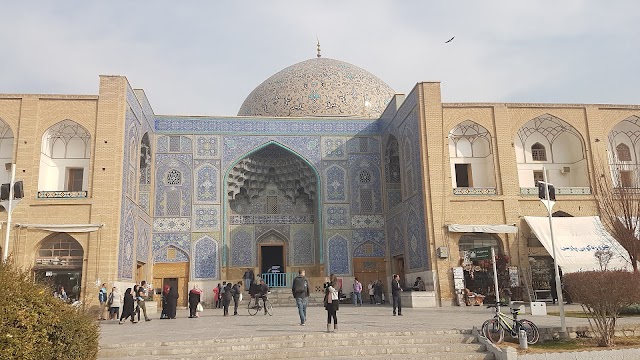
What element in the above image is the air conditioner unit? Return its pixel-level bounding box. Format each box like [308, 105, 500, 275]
[561, 166, 571, 174]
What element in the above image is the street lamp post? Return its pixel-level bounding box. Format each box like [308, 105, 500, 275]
[540, 166, 566, 334]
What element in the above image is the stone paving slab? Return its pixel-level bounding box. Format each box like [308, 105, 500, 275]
[98, 303, 640, 347]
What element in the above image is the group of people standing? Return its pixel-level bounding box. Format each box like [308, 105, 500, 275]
[367, 279, 386, 304]
[99, 281, 153, 324]
[212, 281, 243, 316]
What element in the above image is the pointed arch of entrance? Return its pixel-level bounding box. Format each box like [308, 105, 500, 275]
[256, 229, 288, 275]
[222, 141, 323, 276]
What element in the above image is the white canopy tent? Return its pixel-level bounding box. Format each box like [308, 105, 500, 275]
[447, 224, 518, 234]
[524, 216, 633, 273]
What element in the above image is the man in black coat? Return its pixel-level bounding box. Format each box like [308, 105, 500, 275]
[391, 274, 403, 316]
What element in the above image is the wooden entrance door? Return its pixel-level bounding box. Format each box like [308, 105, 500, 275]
[258, 233, 287, 276]
[153, 263, 189, 308]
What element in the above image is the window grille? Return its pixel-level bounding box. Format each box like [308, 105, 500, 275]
[169, 136, 181, 152]
[166, 190, 181, 216]
[359, 170, 372, 184]
[360, 188, 373, 213]
[166, 169, 182, 185]
[266, 196, 278, 214]
[167, 247, 176, 260]
[359, 138, 368, 152]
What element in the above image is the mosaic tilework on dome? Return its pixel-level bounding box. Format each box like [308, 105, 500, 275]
[238, 57, 395, 118]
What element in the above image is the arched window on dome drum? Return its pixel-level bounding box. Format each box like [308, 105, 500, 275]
[617, 143, 632, 162]
[531, 143, 547, 162]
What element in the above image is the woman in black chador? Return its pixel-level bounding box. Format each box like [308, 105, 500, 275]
[188, 287, 201, 318]
[119, 288, 136, 324]
[166, 285, 179, 319]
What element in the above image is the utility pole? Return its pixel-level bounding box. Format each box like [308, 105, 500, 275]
[2, 164, 23, 262]
[539, 166, 566, 334]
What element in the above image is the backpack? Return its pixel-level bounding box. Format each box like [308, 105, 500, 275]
[107, 293, 113, 306]
[293, 276, 306, 294]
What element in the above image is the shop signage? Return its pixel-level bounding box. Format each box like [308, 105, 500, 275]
[469, 247, 492, 260]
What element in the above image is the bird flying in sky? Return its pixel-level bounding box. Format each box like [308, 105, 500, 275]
[445, 36, 455, 43]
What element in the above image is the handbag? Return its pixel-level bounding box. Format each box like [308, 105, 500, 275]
[239, 293, 243, 302]
[196, 302, 204, 312]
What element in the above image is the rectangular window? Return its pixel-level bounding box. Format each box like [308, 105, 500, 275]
[266, 196, 278, 214]
[360, 188, 373, 213]
[166, 190, 181, 216]
[533, 170, 544, 186]
[364, 243, 374, 255]
[66, 168, 84, 192]
[620, 170, 634, 188]
[167, 247, 176, 260]
[454, 164, 472, 188]
[169, 136, 181, 152]
[359, 138, 368, 153]
[531, 148, 547, 161]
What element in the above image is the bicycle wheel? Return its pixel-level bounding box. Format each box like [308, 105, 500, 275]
[247, 297, 258, 316]
[482, 319, 504, 344]
[518, 319, 540, 345]
[264, 300, 273, 316]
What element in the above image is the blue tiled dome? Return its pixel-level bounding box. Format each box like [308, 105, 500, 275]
[238, 58, 394, 118]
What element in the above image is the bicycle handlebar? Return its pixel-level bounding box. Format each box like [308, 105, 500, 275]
[485, 302, 509, 309]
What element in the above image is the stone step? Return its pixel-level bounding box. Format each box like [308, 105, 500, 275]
[100, 330, 473, 350]
[100, 337, 483, 357]
[103, 344, 493, 360]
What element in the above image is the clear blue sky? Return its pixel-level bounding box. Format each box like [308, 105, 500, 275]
[1, 1, 638, 116]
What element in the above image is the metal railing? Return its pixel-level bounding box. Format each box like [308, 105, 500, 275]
[261, 272, 296, 288]
[37, 191, 88, 199]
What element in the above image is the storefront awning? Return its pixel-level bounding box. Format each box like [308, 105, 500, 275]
[14, 223, 104, 233]
[447, 224, 518, 234]
[523, 216, 632, 273]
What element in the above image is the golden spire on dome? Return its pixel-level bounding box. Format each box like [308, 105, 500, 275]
[316, 37, 321, 58]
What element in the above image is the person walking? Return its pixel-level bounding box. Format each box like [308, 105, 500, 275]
[119, 288, 137, 324]
[391, 274, 403, 316]
[232, 281, 242, 315]
[222, 283, 233, 316]
[219, 281, 227, 309]
[291, 269, 310, 325]
[132, 284, 141, 322]
[352, 278, 363, 306]
[166, 285, 179, 319]
[324, 274, 339, 332]
[135, 281, 152, 321]
[188, 286, 201, 318]
[374, 280, 383, 305]
[108, 286, 121, 320]
[368, 281, 375, 304]
[98, 283, 108, 320]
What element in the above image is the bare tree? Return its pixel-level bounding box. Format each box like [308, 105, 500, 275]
[594, 157, 640, 272]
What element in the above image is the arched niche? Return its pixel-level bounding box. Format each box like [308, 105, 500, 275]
[38, 120, 91, 194]
[608, 116, 640, 188]
[0, 118, 14, 184]
[448, 120, 496, 190]
[384, 134, 402, 208]
[34, 233, 84, 301]
[514, 114, 588, 189]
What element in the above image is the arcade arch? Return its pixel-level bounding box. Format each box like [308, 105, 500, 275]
[38, 120, 91, 194]
[608, 116, 640, 187]
[34, 233, 84, 301]
[514, 114, 588, 189]
[448, 120, 496, 190]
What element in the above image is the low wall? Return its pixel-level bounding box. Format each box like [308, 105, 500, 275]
[400, 291, 437, 307]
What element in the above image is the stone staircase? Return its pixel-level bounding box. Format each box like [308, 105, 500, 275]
[99, 330, 494, 360]
[265, 288, 325, 306]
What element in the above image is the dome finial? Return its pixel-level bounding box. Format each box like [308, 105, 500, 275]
[316, 37, 321, 58]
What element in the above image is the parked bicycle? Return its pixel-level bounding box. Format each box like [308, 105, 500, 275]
[481, 303, 540, 345]
[247, 294, 273, 316]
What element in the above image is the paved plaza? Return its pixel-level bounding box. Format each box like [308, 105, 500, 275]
[98, 303, 639, 346]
